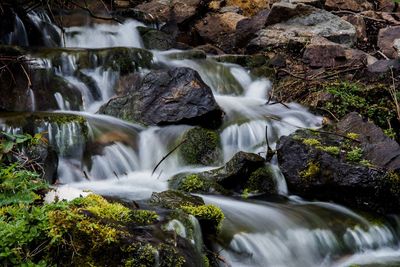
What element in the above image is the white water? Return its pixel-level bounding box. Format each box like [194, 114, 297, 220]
[2, 12, 400, 267]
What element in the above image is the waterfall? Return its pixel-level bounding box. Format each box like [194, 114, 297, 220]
[2, 10, 400, 267]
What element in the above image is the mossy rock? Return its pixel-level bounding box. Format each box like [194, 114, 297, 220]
[179, 127, 222, 166]
[246, 166, 277, 194]
[169, 172, 227, 195]
[150, 190, 205, 210]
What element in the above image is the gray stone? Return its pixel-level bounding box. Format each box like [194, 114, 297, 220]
[249, 3, 356, 50]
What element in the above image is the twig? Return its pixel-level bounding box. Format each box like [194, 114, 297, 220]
[278, 69, 310, 81]
[152, 139, 187, 176]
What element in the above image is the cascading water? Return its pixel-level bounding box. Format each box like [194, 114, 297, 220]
[3, 10, 400, 267]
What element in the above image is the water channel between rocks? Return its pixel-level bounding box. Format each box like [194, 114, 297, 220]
[2, 12, 400, 267]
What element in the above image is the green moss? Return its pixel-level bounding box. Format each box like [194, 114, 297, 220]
[346, 132, 360, 140]
[74, 194, 132, 223]
[322, 81, 396, 131]
[178, 174, 207, 193]
[346, 148, 363, 162]
[299, 161, 320, 181]
[181, 205, 225, 232]
[180, 127, 221, 166]
[387, 171, 400, 195]
[320, 146, 340, 156]
[130, 210, 159, 225]
[302, 138, 322, 146]
[246, 167, 275, 193]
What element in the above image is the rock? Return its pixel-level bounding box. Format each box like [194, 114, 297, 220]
[112, 8, 158, 24]
[137, 26, 175, 51]
[170, 151, 277, 195]
[378, 26, 400, 58]
[220, 0, 269, 16]
[367, 59, 400, 73]
[277, 128, 400, 213]
[324, 0, 374, 12]
[235, 9, 269, 48]
[248, 3, 356, 51]
[264, 2, 314, 26]
[195, 44, 225, 55]
[136, 0, 207, 24]
[342, 15, 367, 41]
[337, 112, 400, 171]
[214, 54, 269, 68]
[377, 0, 396, 12]
[194, 12, 246, 52]
[150, 190, 204, 209]
[303, 37, 346, 68]
[27, 142, 59, 184]
[99, 67, 224, 128]
[179, 127, 222, 166]
[206, 151, 267, 191]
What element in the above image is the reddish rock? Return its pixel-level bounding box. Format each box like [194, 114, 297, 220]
[303, 37, 346, 68]
[377, 0, 396, 12]
[195, 12, 246, 51]
[342, 15, 367, 41]
[378, 26, 400, 58]
[325, 0, 374, 12]
[136, 0, 206, 24]
[235, 9, 269, 48]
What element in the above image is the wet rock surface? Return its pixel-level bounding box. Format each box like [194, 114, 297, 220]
[99, 67, 224, 128]
[277, 118, 400, 214]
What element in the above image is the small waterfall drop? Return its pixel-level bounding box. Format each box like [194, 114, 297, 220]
[2, 10, 400, 267]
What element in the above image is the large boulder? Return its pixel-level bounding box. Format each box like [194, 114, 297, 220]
[277, 124, 400, 214]
[99, 67, 224, 128]
[337, 112, 400, 171]
[248, 2, 356, 51]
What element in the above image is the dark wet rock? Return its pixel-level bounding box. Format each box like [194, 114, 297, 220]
[137, 26, 175, 51]
[112, 8, 158, 24]
[0, 47, 32, 111]
[378, 26, 400, 59]
[235, 9, 269, 48]
[179, 127, 222, 166]
[99, 67, 224, 128]
[150, 190, 205, 209]
[277, 127, 400, 214]
[205, 151, 266, 191]
[248, 2, 356, 51]
[26, 142, 59, 184]
[31, 69, 83, 111]
[337, 112, 400, 171]
[367, 59, 400, 73]
[194, 12, 246, 52]
[171, 151, 277, 195]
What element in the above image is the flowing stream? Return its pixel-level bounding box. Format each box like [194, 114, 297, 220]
[2, 11, 400, 267]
